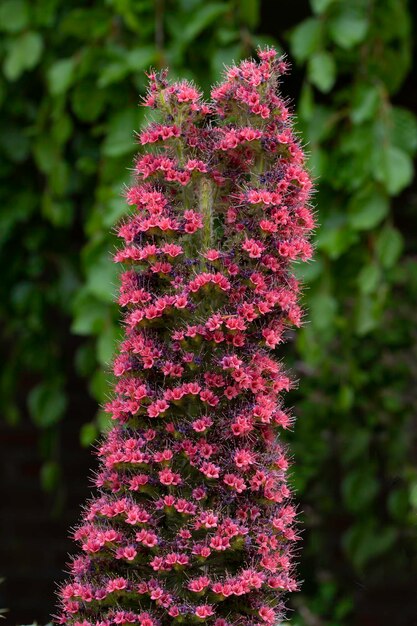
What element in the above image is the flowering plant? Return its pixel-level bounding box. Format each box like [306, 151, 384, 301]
[55, 48, 315, 626]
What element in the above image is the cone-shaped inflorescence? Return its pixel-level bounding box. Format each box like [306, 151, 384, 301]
[55, 48, 315, 626]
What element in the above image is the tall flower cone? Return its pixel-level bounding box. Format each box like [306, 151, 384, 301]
[55, 48, 315, 626]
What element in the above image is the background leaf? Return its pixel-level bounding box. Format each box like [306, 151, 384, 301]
[27, 383, 68, 428]
[3, 31, 43, 80]
[308, 51, 336, 93]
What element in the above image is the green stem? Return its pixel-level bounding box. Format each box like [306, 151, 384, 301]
[200, 177, 214, 251]
[251, 152, 265, 185]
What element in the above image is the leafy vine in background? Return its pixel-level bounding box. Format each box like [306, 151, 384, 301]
[287, 0, 417, 622]
[0, 0, 416, 624]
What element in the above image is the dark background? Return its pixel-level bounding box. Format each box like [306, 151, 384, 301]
[1, 0, 417, 624]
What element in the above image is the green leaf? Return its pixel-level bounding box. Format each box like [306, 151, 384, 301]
[357, 263, 381, 294]
[341, 429, 370, 463]
[389, 107, 417, 155]
[308, 51, 336, 93]
[310, 292, 337, 331]
[99, 187, 132, 228]
[41, 194, 73, 227]
[71, 82, 106, 122]
[336, 385, 354, 412]
[239, 0, 260, 28]
[329, 11, 369, 49]
[75, 343, 96, 377]
[388, 488, 409, 520]
[3, 31, 43, 80]
[373, 145, 414, 195]
[290, 18, 322, 63]
[316, 218, 358, 258]
[84, 249, 119, 303]
[0, 124, 30, 162]
[309, 147, 329, 179]
[40, 460, 61, 492]
[97, 61, 128, 88]
[375, 226, 403, 269]
[354, 292, 383, 337]
[60, 7, 110, 39]
[32, 136, 58, 174]
[51, 113, 73, 145]
[409, 483, 417, 509]
[343, 523, 397, 570]
[50, 159, 70, 196]
[0, 0, 29, 33]
[355, 293, 381, 336]
[348, 188, 389, 231]
[102, 108, 141, 157]
[96, 409, 112, 433]
[298, 82, 314, 121]
[302, 104, 335, 143]
[342, 469, 379, 512]
[28, 383, 68, 428]
[89, 368, 111, 402]
[71, 291, 109, 335]
[217, 27, 239, 46]
[351, 84, 380, 124]
[47, 58, 75, 96]
[80, 422, 98, 447]
[310, 0, 335, 14]
[181, 4, 229, 45]
[97, 323, 120, 365]
[97, 47, 155, 88]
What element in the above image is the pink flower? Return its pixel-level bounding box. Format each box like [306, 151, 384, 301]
[200, 462, 220, 479]
[204, 249, 221, 261]
[242, 238, 265, 258]
[239, 127, 262, 141]
[159, 468, 182, 486]
[234, 448, 256, 469]
[147, 399, 169, 418]
[106, 577, 127, 593]
[186, 159, 208, 172]
[188, 576, 211, 592]
[136, 530, 158, 547]
[198, 511, 219, 528]
[195, 605, 215, 618]
[176, 82, 201, 102]
[224, 473, 247, 493]
[121, 546, 137, 560]
[259, 606, 276, 623]
[210, 535, 230, 551]
[192, 415, 213, 432]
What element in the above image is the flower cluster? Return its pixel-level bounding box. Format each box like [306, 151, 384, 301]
[55, 47, 315, 626]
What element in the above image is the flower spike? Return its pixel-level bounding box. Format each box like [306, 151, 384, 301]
[55, 47, 315, 626]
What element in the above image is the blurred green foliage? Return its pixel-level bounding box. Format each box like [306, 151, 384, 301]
[0, 0, 416, 623]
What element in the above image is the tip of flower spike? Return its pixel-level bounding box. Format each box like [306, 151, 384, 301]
[141, 67, 209, 116]
[210, 46, 294, 121]
[144, 67, 169, 88]
[220, 46, 289, 83]
[257, 46, 291, 74]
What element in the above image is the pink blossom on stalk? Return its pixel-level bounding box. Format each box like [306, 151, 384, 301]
[54, 47, 315, 626]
